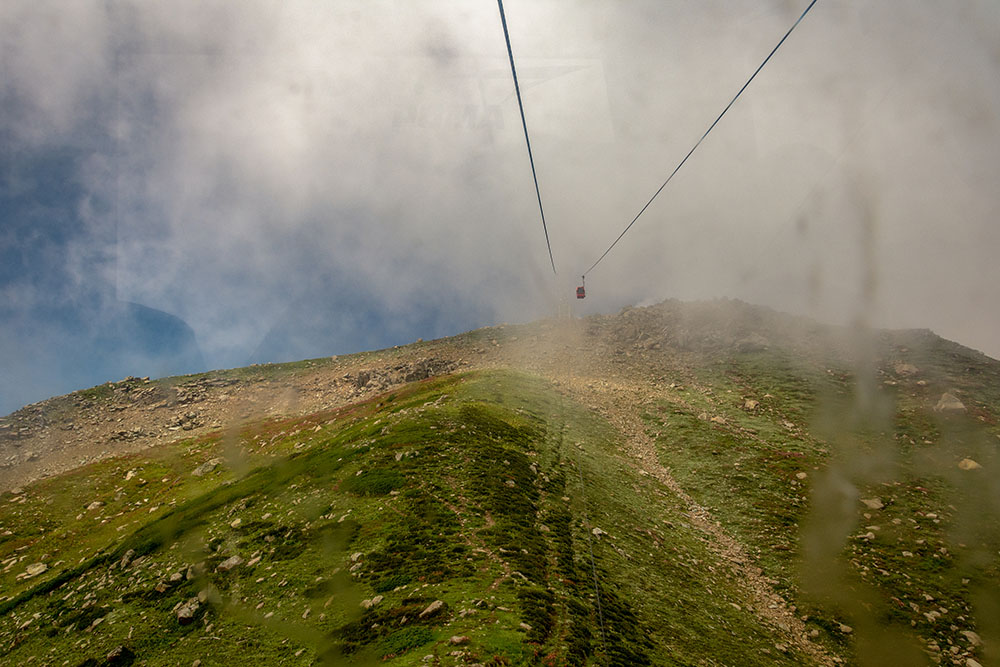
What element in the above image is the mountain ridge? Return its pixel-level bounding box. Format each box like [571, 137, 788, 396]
[1, 298, 998, 665]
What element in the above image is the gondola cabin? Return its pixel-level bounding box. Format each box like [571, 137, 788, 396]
[576, 284, 585, 299]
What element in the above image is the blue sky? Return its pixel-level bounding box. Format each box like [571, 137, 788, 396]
[2, 0, 1000, 415]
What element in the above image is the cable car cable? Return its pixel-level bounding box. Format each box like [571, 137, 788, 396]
[582, 0, 820, 278]
[496, 0, 557, 274]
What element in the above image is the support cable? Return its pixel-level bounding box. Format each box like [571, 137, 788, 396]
[583, 0, 820, 277]
[497, 0, 557, 274]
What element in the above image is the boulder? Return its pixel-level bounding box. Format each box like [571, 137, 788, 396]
[418, 600, 445, 619]
[24, 562, 47, 578]
[216, 555, 244, 572]
[958, 458, 982, 471]
[192, 458, 222, 477]
[935, 393, 966, 414]
[103, 645, 136, 666]
[177, 598, 201, 625]
[119, 549, 136, 569]
[361, 595, 383, 609]
[860, 498, 884, 510]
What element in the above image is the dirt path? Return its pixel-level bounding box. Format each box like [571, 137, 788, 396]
[513, 317, 837, 666]
[556, 376, 837, 666]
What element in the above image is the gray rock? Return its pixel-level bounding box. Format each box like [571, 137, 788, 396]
[962, 630, 982, 647]
[192, 458, 222, 477]
[958, 458, 982, 471]
[935, 393, 966, 414]
[119, 549, 136, 569]
[860, 498, 884, 510]
[418, 600, 444, 618]
[24, 562, 47, 578]
[361, 595, 383, 609]
[216, 555, 244, 572]
[103, 645, 136, 666]
[177, 597, 201, 624]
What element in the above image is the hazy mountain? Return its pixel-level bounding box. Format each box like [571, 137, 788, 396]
[1, 299, 997, 666]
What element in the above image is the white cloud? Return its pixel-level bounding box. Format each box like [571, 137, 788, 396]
[2, 0, 999, 392]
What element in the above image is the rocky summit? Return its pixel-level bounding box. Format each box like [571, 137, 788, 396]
[1, 299, 998, 666]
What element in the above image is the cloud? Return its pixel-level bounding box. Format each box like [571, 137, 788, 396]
[2, 0, 999, 411]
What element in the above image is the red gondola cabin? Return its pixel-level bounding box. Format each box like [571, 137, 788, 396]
[576, 285, 585, 299]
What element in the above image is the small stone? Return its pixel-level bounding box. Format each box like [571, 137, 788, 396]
[216, 555, 244, 572]
[519, 622, 532, 631]
[361, 595, 384, 609]
[351, 552, 363, 562]
[119, 549, 136, 569]
[177, 598, 201, 624]
[192, 458, 222, 477]
[449, 635, 470, 645]
[230, 518, 242, 528]
[24, 563, 47, 578]
[87, 501, 104, 511]
[838, 624, 853, 634]
[962, 630, 982, 647]
[958, 459, 982, 471]
[103, 645, 135, 666]
[419, 600, 444, 618]
[967, 659, 983, 667]
[796, 472, 808, 480]
[935, 393, 966, 414]
[743, 399, 760, 410]
[592, 527, 607, 537]
[860, 498, 884, 510]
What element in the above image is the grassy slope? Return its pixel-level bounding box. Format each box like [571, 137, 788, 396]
[1, 370, 811, 666]
[2, 311, 998, 667]
[641, 341, 1000, 665]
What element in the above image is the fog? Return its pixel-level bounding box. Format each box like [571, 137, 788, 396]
[2, 0, 999, 412]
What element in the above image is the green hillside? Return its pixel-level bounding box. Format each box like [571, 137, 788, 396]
[1, 301, 998, 666]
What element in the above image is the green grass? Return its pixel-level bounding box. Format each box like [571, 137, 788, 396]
[3, 354, 996, 666]
[0, 370, 825, 666]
